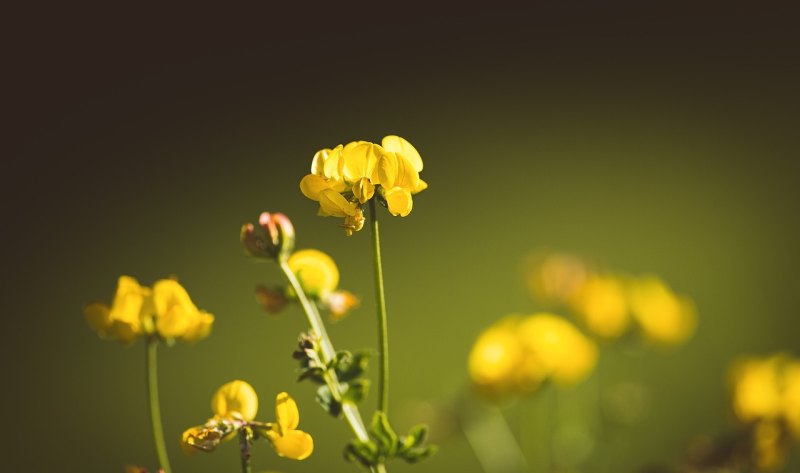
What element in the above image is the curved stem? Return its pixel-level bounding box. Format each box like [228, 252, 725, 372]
[368, 199, 390, 415]
[279, 259, 370, 443]
[146, 338, 172, 473]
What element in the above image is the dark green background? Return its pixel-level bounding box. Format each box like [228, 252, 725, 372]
[5, 2, 800, 472]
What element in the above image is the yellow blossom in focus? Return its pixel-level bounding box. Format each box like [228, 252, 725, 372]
[627, 276, 696, 346]
[570, 274, 630, 339]
[212, 379, 259, 422]
[287, 249, 340, 297]
[264, 392, 314, 460]
[299, 135, 427, 234]
[517, 313, 598, 386]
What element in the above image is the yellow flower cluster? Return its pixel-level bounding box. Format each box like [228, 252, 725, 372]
[468, 313, 598, 399]
[300, 135, 427, 234]
[524, 251, 696, 345]
[182, 380, 314, 461]
[729, 354, 800, 471]
[84, 276, 214, 344]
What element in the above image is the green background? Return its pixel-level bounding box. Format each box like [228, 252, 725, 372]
[4, 2, 799, 472]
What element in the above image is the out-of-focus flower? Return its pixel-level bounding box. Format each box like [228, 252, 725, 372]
[753, 419, 786, 472]
[569, 274, 630, 339]
[264, 392, 314, 460]
[468, 313, 597, 399]
[323, 290, 360, 321]
[287, 249, 340, 297]
[255, 285, 289, 314]
[84, 276, 213, 344]
[299, 135, 427, 234]
[517, 313, 598, 387]
[523, 251, 591, 306]
[782, 361, 800, 439]
[730, 356, 784, 423]
[468, 316, 526, 398]
[627, 276, 696, 346]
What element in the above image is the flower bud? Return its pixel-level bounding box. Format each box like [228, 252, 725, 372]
[241, 212, 296, 261]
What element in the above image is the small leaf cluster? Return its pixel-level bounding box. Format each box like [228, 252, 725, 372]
[345, 412, 437, 468]
[293, 333, 371, 417]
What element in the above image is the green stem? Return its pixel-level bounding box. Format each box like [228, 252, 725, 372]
[146, 338, 172, 473]
[279, 259, 370, 443]
[239, 429, 252, 473]
[369, 199, 390, 415]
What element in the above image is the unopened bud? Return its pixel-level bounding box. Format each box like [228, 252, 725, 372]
[241, 212, 296, 260]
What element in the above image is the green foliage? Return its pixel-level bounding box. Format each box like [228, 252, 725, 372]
[343, 411, 437, 468]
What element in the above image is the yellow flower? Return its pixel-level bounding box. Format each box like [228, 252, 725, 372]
[627, 276, 696, 346]
[468, 317, 526, 398]
[264, 392, 314, 460]
[152, 279, 214, 342]
[181, 425, 224, 454]
[522, 251, 591, 306]
[570, 274, 630, 339]
[783, 361, 800, 440]
[287, 249, 340, 297]
[299, 135, 427, 233]
[84, 276, 150, 344]
[212, 380, 259, 422]
[517, 313, 598, 386]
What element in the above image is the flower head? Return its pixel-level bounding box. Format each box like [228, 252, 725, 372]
[300, 135, 427, 235]
[212, 380, 259, 422]
[287, 249, 340, 297]
[264, 392, 314, 460]
[569, 274, 630, 339]
[84, 276, 213, 344]
[627, 276, 696, 346]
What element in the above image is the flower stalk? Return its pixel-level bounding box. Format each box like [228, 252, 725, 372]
[146, 337, 172, 473]
[369, 199, 390, 415]
[238, 428, 252, 473]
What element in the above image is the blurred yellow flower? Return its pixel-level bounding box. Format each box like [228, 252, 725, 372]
[468, 313, 597, 399]
[523, 251, 591, 306]
[85, 276, 214, 344]
[265, 392, 314, 460]
[570, 274, 630, 339]
[287, 249, 340, 297]
[468, 317, 526, 398]
[212, 379, 259, 422]
[783, 361, 800, 439]
[517, 313, 598, 387]
[627, 276, 696, 346]
[299, 135, 427, 234]
[84, 276, 149, 344]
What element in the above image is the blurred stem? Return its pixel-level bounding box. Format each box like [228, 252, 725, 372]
[278, 260, 371, 444]
[146, 337, 172, 473]
[368, 198, 390, 415]
[239, 429, 252, 473]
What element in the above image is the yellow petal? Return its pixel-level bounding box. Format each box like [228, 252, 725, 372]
[341, 141, 378, 183]
[300, 174, 331, 201]
[287, 249, 339, 296]
[383, 187, 413, 217]
[275, 391, 300, 432]
[374, 152, 398, 188]
[211, 380, 259, 421]
[393, 153, 420, 191]
[352, 177, 375, 204]
[310, 148, 331, 175]
[181, 311, 214, 343]
[322, 145, 344, 180]
[382, 135, 423, 172]
[153, 279, 198, 339]
[84, 302, 112, 337]
[108, 276, 146, 334]
[413, 179, 428, 194]
[318, 189, 357, 217]
[267, 429, 314, 460]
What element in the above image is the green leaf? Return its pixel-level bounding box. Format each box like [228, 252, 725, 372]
[344, 439, 379, 468]
[398, 445, 438, 464]
[342, 379, 370, 404]
[297, 366, 326, 385]
[333, 350, 370, 382]
[400, 424, 429, 451]
[315, 385, 342, 417]
[370, 411, 398, 457]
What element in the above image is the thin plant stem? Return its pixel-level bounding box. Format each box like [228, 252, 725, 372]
[146, 337, 172, 473]
[278, 259, 370, 442]
[239, 429, 252, 473]
[368, 198, 389, 415]
[279, 259, 386, 473]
